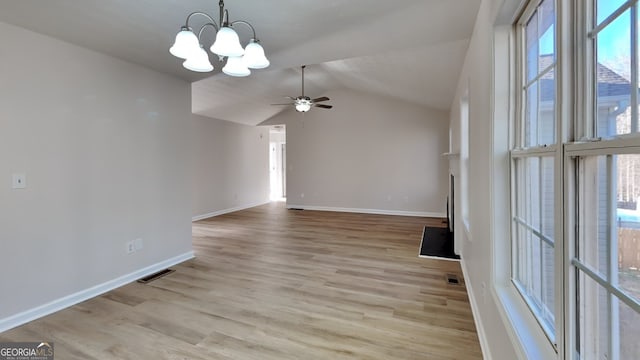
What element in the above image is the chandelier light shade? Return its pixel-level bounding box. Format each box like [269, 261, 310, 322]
[222, 56, 251, 77]
[169, 27, 200, 59]
[169, 0, 269, 77]
[243, 40, 270, 69]
[183, 46, 214, 72]
[210, 26, 245, 57]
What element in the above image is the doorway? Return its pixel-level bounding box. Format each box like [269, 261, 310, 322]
[269, 125, 286, 201]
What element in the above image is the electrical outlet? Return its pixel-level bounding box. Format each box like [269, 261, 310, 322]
[12, 173, 26, 189]
[134, 238, 143, 251]
[126, 241, 135, 254]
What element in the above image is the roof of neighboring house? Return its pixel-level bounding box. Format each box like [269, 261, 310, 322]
[537, 54, 631, 102]
[596, 62, 631, 98]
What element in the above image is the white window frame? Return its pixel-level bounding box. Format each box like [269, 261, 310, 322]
[565, 142, 640, 359]
[460, 88, 471, 232]
[497, 0, 640, 358]
[510, 0, 564, 349]
[566, 1, 640, 358]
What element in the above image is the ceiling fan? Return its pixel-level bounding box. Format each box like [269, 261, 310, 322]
[272, 65, 333, 112]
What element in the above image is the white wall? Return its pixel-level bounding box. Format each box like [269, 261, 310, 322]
[0, 22, 193, 327]
[265, 88, 449, 217]
[191, 114, 270, 219]
[449, 0, 528, 358]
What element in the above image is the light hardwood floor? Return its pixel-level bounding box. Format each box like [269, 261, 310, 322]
[0, 202, 482, 359]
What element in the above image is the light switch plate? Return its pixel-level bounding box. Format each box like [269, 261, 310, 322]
[12, 173, 26, 189]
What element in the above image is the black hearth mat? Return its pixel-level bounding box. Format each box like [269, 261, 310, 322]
[419, 226, 460, 260]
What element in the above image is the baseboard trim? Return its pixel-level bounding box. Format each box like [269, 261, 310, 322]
[192, 201, 271, 221]
[460, 258, 493, 360]
[0, 251, 194, 333]
[286, 204, 445, 218]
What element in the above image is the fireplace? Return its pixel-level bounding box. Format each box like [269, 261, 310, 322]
[443, 152, 460, 255]
[418, 170, 459, 260]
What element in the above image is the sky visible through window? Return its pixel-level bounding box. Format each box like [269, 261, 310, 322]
[597, 0, 631, 79]
[539, 23, 554, 55]
[538, 0, 631, 79]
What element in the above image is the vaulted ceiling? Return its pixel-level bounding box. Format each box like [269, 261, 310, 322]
[0, 0, 480, 125]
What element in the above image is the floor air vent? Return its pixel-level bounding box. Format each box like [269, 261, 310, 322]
[446, 274, 461, 286]
[137, 269, 175, 284]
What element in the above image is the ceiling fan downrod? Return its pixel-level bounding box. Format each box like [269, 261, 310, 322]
[301, 65, 306, 98]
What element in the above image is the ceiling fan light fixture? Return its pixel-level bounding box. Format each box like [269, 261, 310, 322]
[222, 56, 251, 77]
[243, 40, 270, 69]
[169, 27, 200, 59]
[295, 103, 311, 112]
[210, 26, 245, 57]
[272, 65, 333, 113]
[295, 99, 312, 112]
[183, 46, 214, 72]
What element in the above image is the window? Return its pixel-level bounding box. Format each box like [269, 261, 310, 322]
[571, 153, 640, 359]
[508, 0, 640, 357]
[594, 0, 635, 137]
[512, 0, 559, 343]
[570, 1, 640, 358]
[461, 92, 470, 227]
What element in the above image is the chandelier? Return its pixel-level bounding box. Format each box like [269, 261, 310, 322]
[169, 0, 270, 77]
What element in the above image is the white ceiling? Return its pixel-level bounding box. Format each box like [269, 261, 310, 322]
[0, 0, 480, 126]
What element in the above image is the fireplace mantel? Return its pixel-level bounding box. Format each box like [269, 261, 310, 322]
[443, 153, 460, 176]
[441, 152, 460, 158]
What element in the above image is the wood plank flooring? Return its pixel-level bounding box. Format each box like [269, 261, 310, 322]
[0, 202, 482, 359]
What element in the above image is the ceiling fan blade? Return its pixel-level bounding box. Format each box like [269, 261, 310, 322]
[312, 96, 330, 103]
[314, 104, 333, 109]
[271, 103, 293, 106]
[285, 96, 297, 100]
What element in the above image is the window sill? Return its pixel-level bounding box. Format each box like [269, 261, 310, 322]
[493, 284, 558, 360]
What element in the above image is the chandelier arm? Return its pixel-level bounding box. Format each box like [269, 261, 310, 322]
[197, 23, 219, 41]
[230, 20, 258, 41]
[185, 12, 219, 30]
